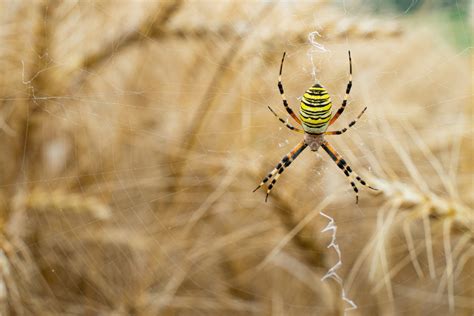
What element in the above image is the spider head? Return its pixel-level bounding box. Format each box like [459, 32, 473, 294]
[304, 133, 325, 152]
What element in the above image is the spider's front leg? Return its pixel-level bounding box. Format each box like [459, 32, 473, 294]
[321, 140, 377, 204]
[254, 140, 307, 202]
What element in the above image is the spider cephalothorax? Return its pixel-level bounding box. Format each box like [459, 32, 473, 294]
[254, 51, 376, 203]
[304, 133, 325, 151]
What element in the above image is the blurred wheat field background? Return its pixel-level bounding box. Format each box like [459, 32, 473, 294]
[0, 0, 472, 315]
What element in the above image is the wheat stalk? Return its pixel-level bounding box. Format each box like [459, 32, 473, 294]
[0, 0, 470, 314]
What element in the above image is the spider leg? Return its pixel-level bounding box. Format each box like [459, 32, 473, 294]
[325, 106, 366, 135]
[321, 140, 376, 204]
[268, 106, 304, 133]
[278, 52, 302, 126]
[253, 140, 307, 202]
[253, 164, 281, 193]
[329, 50, 353, 126]
[265, 140, 307, 202]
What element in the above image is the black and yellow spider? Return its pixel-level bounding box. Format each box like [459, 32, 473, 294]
[254, 51, 376, 203]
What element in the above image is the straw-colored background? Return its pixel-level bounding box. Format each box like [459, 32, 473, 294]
[0, 1, 472, 315]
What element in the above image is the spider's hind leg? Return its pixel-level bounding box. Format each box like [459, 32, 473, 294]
[329, 50, 353, 126]
[278, 52, 302, 126]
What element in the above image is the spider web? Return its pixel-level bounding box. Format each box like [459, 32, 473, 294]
[0, 1, 472, 315]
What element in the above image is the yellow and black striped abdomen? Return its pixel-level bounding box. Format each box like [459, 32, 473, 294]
[299, 83, 332, 134]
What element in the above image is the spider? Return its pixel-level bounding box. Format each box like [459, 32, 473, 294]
[254, 51, 377, 203]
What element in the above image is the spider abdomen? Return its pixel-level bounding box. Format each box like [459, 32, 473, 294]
[299, 83, 332, 134]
